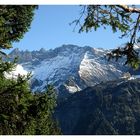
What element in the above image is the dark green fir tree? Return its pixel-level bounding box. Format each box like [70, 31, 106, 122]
[0, 5, 61, 135]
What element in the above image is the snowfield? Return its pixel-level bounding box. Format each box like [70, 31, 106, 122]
[4, 64, 28, 79]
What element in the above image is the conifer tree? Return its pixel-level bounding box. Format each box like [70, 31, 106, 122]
[0, 5, 61, 135]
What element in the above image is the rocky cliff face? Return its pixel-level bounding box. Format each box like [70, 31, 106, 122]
[7, 44, 132, 96]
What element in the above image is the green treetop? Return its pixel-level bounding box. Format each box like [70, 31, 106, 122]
[0, 5, 37, 50]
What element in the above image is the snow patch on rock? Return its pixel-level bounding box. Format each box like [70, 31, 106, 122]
[4, 64, 28, 79]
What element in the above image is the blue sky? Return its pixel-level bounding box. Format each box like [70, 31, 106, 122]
[12, 5, 129, 51]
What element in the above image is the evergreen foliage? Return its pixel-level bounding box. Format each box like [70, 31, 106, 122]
[56, 79, 140, 134]
[0, 5, 61, 135]
[0, 72, 61, 134]
[73, 5, 140, 69]
[0, 5, 37, 50]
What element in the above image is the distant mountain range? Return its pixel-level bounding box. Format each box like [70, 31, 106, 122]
[6, 44, 140, 134]
[7, 44, 139, 97]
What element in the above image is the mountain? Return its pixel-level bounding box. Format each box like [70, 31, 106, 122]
[7, 44, 132, 96]
[55, 77, 140, 135]
[6, 44, 140, 134]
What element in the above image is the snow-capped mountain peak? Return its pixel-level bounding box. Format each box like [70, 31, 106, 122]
[7, 44, 131, 95]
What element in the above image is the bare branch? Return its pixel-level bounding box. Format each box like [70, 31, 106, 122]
[117, 5, 140, 13]
[130, 13, 140, 44]
[69, 6, 86, 32]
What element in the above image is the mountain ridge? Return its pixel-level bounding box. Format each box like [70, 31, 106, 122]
[7, 44, 135, 96]
[55, 77, 140, 134]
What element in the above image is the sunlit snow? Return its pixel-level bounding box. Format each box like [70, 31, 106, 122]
[4, 64, 28, 79]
